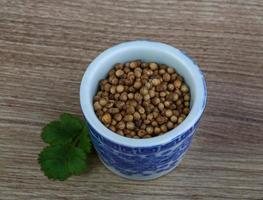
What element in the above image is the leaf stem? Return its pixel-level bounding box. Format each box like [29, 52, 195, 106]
[72, 131, 82, 147]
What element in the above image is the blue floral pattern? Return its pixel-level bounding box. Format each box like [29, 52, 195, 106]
[87, 119, 200, 179]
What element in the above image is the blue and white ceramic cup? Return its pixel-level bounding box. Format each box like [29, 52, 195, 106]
[80, 41, 207, 180]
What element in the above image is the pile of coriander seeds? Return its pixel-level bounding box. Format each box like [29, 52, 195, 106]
[93, 60, 191, 139]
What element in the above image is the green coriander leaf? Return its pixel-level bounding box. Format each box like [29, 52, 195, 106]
[60, 113, 83, 133]
[38, 145, 71, 180]
[42, 113, 84, 145]
[67, 147, 87, 175]
[78, 126, 92, 154]
[38, 144, 87, 181]
[39, 113, 93, 180]
[41, 121, 73, 145]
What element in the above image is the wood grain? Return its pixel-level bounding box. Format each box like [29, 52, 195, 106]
[0, 0, 263, 199]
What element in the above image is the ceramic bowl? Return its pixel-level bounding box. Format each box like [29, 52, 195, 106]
[80, 40, 207, 180]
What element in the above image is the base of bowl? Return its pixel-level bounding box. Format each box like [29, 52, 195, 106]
[99, 153, 186, 181]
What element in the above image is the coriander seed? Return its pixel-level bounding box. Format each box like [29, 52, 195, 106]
[111, 119, 117, 126]
[94, 101, 102, 111]
[141, 123, 146, 130]
[115, 69, 124, 77]
[177, 116, 184, 124]
[144, 94, 151, 101]
[130, 61, 138, 69]
[152, 97, 161, 105]
[117, 121, 125, 130]
[174, 79, 182, 88]
[167, 121, 174, 130]
[149, 63, 158, 70]
[164, 101, 170, 107]
[96, 110, 103, 117]
[134, 119, 142, 127]
[110, 86, 116, 94]
[134, 92, 143, 101]
[106, 100, 114, 108]
[165, 109, 173, 118]
[137, 105, 145, 114]
[181, 84, 189, 93]
[144, 119, 151, 125]
[152, 112, 159, 118]
[126, 122, 135, 130]
[152, 78, 161, 86]
[133, 112, 141, 120]
[176, 99, 182, 106]
[109, 125, 116, 132]
[167, 67, 175, 74]
[130, 131, 136, 137]
[160, 124, 168, 132]
[126, 105, 135, 114]
[149, 89, 155, 98]
[124, 114, 133, 122]
[117, 130, 124, 136]
[108, 107, 119, 114]
[128, 93, 134, 99]
[147, 113, 154, 121]
[154, 127, 161, 134]
[120, 92, 128, 101]
[134, 68, 142, 78]
[141, 114, 146, 120]
[145, 82, 152, 89]
[151, 120, 158, 127]
[111, 77, 118, 85]
[170, 116, 178, 123]
[116, 85, 124, 93]
[124, 66, 130, 73]
[171, 74, 177, 81]
[160, 91, 166, 97]
[114, 93, 120, 100]
[146, 126, 154, 134]
[184, 94, 190, 101]
[113, 113, 122, 121]
[183, 107, 190, 114]
[141, 62, 148, 68]
[167, 83, 174, 91]
[140, 87, 148, 95]
[115, 63, 123, 70]
[163, 73, 171, 81]
[156, 116, 167, 125]
[159, 69, 166, 75]
[102, 113, 112, 124]
[138, 130, 147, 137]
[158, 103, 164, 110]
[173, 110, 180, 117]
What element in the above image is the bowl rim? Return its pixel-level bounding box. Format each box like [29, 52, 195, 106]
[80, 40, 207, 148]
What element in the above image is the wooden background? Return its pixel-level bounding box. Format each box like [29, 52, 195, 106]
[0, 0, 263, 199]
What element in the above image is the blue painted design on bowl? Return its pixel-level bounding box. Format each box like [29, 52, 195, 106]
[88, 121, 196, 179]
